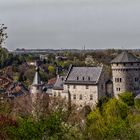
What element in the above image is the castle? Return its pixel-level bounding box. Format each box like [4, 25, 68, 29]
[31, 51, 140, 108]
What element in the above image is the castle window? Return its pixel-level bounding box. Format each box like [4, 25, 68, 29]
[79, 94, 82, 100]
[116, 88, 120, 91]
[120, 78, 122, 82]
[90, 94, 93, 100]
[58, 92, 61, 97]
[77, 77, 79, 80]
[73, 94, 76, 100]
[135, 78, 139, 82]
[101, 84, 104, 89]
[73, 85, 76, 89]
[54, 92, 56, 97]
[115, 78, 122, 82]
[86, 85, 89, 89]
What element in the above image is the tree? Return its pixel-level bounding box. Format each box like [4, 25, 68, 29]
[119, 92, 134, 106]
[85, 99, 137, 140]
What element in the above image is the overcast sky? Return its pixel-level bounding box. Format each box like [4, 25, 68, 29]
[0, 0, 140, 50]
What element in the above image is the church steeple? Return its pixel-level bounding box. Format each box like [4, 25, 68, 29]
[30, 64, 43, 95]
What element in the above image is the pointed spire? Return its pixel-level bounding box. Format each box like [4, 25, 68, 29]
[32, 63, 42, 85]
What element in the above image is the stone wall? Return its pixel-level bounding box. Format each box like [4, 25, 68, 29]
[64, 84, 98, 107]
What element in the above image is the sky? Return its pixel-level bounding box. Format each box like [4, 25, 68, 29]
[0, 0, 140, 50]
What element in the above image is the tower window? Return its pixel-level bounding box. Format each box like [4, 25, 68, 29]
[116, 88, 120, 91]
[135, 78, 139, 82]
[77, 77, 79, 80]
[101, 84, 104, 89]
[120, 78, 122, 82]
[115, 78, 122, 82]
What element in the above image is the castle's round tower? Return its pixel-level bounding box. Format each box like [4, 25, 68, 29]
[111, 51, 140, 97]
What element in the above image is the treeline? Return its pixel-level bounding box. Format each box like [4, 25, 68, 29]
[0, 48, 26, 68]
[1, 92, 140, 140]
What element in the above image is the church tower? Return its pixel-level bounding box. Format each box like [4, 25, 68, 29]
[30, 65, 43, 103]
[111, 51, 140, 97]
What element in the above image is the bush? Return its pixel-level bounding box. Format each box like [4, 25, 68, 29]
[135, 99, 140, 109]
[118, 92, 134, 106]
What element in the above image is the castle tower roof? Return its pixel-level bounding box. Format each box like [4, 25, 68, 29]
[32, 66, 42, 86]
[111, 51, 140, 63]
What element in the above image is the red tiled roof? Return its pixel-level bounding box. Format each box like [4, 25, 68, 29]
[48, 78, 57, 85]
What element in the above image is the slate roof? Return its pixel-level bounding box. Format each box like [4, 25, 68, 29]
[65, 66, 103, 85]
[53, 76, 65, 90]
[111, 51, 140, 63]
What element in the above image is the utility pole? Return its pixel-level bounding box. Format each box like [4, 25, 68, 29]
[0, 24, 8, 48]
